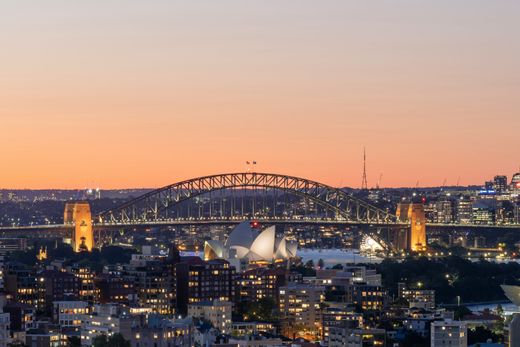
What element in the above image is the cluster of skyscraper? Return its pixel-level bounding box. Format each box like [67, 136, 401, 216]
[423, 172, 520, 225]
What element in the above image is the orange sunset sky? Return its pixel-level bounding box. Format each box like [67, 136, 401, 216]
[1, 1, 519, 189]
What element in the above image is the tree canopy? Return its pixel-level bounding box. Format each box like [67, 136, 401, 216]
[92, 333, 130, 347]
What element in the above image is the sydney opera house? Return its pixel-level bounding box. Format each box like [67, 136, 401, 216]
[204, 221, 297, 269]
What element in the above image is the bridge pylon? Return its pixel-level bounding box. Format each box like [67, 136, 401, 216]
[64, 201, 94, 252]
[396, 203, 427, 252]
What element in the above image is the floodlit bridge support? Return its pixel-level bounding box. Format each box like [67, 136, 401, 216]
[64, 201, 94, 252]
[396, 203, 427, 252]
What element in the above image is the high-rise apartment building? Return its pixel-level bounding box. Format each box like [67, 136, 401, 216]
[175, 258, 236, 315]
[494, 175, 508, 193]
[435, 200, 454, 224]
[279, 283, 325, 339]
[456, 198, 473, 224]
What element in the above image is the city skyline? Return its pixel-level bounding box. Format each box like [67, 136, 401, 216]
[2, 1, 520, 189]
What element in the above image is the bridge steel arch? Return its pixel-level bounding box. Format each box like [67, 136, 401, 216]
[97, 172, 400, 225]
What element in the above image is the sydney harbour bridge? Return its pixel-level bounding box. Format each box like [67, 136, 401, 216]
[1, 172, 517, 253]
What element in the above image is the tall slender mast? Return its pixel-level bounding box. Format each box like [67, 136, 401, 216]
[361, 147, 368, 190]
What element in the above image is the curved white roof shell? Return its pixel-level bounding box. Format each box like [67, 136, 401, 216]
[205, 240, 225, 258]
[225, 221, 258, 249]
[275, 237, 288, 259]
[230, 245, 251, 259]
[286, 241, 298, 258]
[502, 285, 520, 306]
[205, 222, 297, 264]
[250, 226, 276, 261]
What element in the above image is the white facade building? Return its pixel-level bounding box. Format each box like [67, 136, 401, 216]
[188, 300, 232, 334]
[509, 313, 520, 347]
[80, 304, 122, 346]
[0, 312, 9, 347]
[431, 320, 467, 347]
[53, 301, 90, 327]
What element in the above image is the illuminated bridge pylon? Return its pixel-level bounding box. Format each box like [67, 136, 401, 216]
[97, 172, 399, 225]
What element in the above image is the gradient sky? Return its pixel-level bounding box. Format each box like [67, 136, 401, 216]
[1, 1, 519, 189]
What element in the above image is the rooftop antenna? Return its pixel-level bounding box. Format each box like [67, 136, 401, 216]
[361, 147, 368, 190]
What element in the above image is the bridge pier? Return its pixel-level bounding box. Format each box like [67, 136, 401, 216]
[396, 203, 427, 252]
[64, 201, 94, 252]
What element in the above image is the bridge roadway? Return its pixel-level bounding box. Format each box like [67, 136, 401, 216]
[1, 219, 520, 234]
[0, 218, 406, 233]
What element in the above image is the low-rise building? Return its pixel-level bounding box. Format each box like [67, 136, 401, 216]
[53, 300, 90, 327]
[0, 238, 27, 255]
[226, 335, 284, 347]
[398, 283, 435, 309]
[119, 314, 193, 347]
[25, 327, 68, 347]
[351, 284, 386, 311]
[4, 302, 35, 333]
[231, 322, 276, 336]
[322, 306, 363, 343]
[188, 300, 232, 334]
[328, 327, 386, 347]
[431, 320, 467, 347]
[80, 304, 123, 346]
[0, 312, 10, 347]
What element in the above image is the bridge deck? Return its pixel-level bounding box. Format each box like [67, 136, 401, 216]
[1, 220, 519, 232]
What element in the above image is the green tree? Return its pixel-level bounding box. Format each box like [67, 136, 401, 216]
[92, 335, 108, 347]
[243, 297, 277, 322]
[453, 306, 472, 320]
[68, 336, 81, 347]
[317, 258, 325, 269]
[92, 333, 130, 347]
[401, 330, 428, 347]
[468, 326, 501, 345]
[496, 304, 504, 316]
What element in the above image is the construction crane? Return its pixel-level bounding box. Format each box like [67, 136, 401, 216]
[440, 178, 447, 192]
[376, 173, 383, 189]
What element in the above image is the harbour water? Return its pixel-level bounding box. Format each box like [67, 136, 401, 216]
[467, 302, 518, 315]
[298, 249, 383, 265]
[181, 248, 382, 265]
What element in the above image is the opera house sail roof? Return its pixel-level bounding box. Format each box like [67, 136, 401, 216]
[204, 221, 297, 263]
[501, 285, 520, 307]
